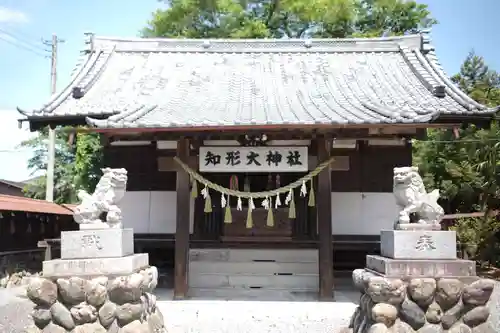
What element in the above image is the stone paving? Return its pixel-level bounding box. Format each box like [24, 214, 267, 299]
[153, 288, 359, 333]
[156, 298, 357, 333]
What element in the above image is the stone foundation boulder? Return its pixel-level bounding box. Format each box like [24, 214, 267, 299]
[25, 266, 166, 333]
[348, 269, 496, 333]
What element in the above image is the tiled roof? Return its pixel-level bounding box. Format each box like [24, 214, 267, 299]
[0, 194, 74, 215]
[0, 179, 25, 189]
[0, 176, 43, 189]
[18, 32, 498, 129]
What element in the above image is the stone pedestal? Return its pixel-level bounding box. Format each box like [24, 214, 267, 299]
[380, 230, 457, 260]
[61, 228, 134, 259]
[25, 229, 166, 333]
[344, 229, 495, 333]
[366, 255, 476, 279]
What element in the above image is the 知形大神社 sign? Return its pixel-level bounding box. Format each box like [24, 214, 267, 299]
[199, 146, 308, 173]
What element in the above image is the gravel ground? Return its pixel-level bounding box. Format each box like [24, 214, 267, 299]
[0, 287, 34, 333]
[157, 300, 357, 333]
[1, 282, 499, 333]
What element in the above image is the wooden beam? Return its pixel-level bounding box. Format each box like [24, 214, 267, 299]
[316, 137, 334, 300]
[174, 138, 191, 300]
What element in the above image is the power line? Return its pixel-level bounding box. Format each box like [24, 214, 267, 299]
[0, 26, 43, 45]
[0, 34, 49, 58]
[0, 27, 49, 53]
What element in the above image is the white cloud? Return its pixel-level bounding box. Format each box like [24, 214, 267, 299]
[0, 110, 37, 181]
[0, 7, 28, 24]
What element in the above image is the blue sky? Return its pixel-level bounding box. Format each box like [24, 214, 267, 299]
[0, 0, 498, 181]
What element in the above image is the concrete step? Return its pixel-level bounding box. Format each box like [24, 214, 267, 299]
[189, 261, 318, 275]
[188, 272, 319, 289]
[189, 248, 318, 263]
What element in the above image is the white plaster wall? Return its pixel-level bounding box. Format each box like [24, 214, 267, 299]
[119, 191, 396, 236]
[331, 192, 398, 235]
[118, 191, 194, 234]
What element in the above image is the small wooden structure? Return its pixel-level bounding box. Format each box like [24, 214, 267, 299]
[0, 176, 43, 197]
[0, 194, 77, 251]
[0, 179, 25, 197]
[0, 195, 77, 275]
[18, 32, 497, 300]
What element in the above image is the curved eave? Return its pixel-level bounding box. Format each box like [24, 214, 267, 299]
[433, 106, 499, 122]
[17, 47, 115, 118]
[20, 111, 119, 132]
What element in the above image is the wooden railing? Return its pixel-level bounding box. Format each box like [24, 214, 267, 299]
[37, 239, 61, 261]
[0, 248, 45, 273]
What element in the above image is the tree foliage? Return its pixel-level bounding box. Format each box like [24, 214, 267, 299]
[20, 129, 102, 204]
[20, 128, 77, 204]
[142, 0, 436, 39]
[414, 52, 500, 213]
[413, 52, 500, 265]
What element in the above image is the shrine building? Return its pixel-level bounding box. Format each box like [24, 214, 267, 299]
[18, 32, 496, 300]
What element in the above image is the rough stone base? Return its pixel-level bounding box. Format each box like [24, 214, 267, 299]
[347, 268, 495, 333]
[25, 266, 166, 332]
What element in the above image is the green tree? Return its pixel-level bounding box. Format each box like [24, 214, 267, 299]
[73, 131, 104, 193]
[451, 51, 500, 106]
[413, 52, 500, 265]
[20, 128, 103, 203]
[20, 128, 77, 204]
[142, 0, 436, 39]
[414, 52, 500, 213]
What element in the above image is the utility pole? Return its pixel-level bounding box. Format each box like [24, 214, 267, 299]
[43, 34, 64, 202]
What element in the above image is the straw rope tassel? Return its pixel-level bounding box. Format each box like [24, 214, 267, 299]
[246, 198, 254, 229]
[288, 190, 296, 219]
[308, 179, 316, 207]
[204, 189, 212, 213]
[191, 177, 198, 198]
[224, 195, 232, 223]
[267, 197, 274, 227]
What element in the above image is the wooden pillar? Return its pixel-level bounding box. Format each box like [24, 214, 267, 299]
[174, 138, 191, 300]
[316, 137, 334, 300]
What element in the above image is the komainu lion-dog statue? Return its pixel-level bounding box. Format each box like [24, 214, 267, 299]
[393, 166, 444, 230]
[73, 167, 128, 229]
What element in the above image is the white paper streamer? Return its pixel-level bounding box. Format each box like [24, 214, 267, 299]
[262, 197, 269, 210]
[237, 197, 242, 211]
[201, 185, 209, 199]
[221, 194, 227, 208]
[249, 197, 255, 210]
[275, 194, 281, 208]
[285, 188, 292, 205]
[300, 180, 307, 197]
